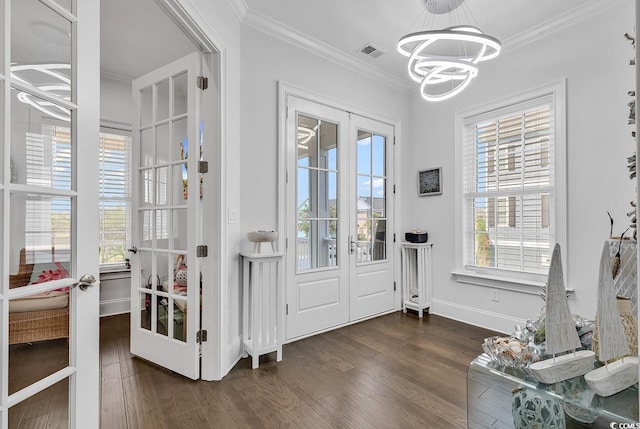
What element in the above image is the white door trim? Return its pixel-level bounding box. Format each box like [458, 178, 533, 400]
[277, 82, 403, 341]
[154, 0, 226, 381]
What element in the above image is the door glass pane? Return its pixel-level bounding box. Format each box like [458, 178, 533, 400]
[156, 252, 169, 290]
[140, 169, 153, 206]
[8, 377, 69, 427]
[156, 167, 169, 205]
[172, 209, 188, 251]
[173, 119, 188, 163]
[141, 128, 154, 167]
[156, 80, 170, 122]
[10, 194, 72, 282]
[12, 0, 72, 101]
[174, 72, 188, 116]
[296, 112, 339, 272]
[140, 210, 153, 243]
[10, 88, 72, 189]
[156, 123, 170, 165]
[140, 86, 152, 127]
[173, 164, 188, 205]
[155, 210, 169, 248]
[9, 291, 71, 394]
[140, 291, 151, 331]
[357, 131, 371, 175]
[173, 300, 186, 342]
[356, 130, 387, 264]
[156, 295, 169, 337]
[172, 254, 188, 295]
[298, 115, 318, 168]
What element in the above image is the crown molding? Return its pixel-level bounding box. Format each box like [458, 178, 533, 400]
[241, 7, 414, 93]
[101, 69, 134, 83]
[226, 0, 248, 22]
[503, 0, 630, 53]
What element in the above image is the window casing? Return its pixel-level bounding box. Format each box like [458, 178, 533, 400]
[455, 82, 566, 287]
[98, 129, 132, 270]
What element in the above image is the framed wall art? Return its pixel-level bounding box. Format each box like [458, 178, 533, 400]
[418, 167, 442, 196]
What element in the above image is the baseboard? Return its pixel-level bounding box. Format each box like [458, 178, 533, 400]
[225, 335, 243, 376]
[431, 298, 525, 334]
[100, 298, 131, 317]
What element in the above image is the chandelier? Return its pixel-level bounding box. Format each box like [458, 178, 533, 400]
[11, 63, 71, 121]
[397, 0, 501, 102]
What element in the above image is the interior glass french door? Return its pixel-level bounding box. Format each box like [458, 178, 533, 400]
[130, 52, 202, 379]
[286, 96, 394, 341]
[2, 0, 100, 427]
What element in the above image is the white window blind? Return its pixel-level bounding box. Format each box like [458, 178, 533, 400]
[462, 95, 554, 275]
[99, 131, 132, 268]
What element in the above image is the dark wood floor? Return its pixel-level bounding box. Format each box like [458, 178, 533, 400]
[100, 311, 497, 428]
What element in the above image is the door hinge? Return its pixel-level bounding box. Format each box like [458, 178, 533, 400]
[198, 160, 209, 174]
[286, 304, 289, 315]
[394, 136, 396, 145]
[285, 238, 288, 249]
[197, 76, 208, 90]
[393, 233, 396, 243]
[196, 330, 208, 343]
[394, 281, 397, 292]
[197, 245, 208, 257]
[393, 184, 396, 194]
[286, 169, 288, 184]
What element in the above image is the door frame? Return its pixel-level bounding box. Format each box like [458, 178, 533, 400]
[152, 0, 225, 380]
[277, 82, 402, 341]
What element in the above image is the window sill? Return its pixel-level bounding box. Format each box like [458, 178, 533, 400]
[451, 270, 574, 296]
[99, 266, 131, 281]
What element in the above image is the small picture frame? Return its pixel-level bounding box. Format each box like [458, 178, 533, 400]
[418, 167, 442, 196]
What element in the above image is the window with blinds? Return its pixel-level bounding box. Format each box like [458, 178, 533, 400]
[462, 95, 555, 276]
[98, 130, 132, 268]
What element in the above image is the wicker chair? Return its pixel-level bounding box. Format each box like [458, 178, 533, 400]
[8, 249, 69, 345]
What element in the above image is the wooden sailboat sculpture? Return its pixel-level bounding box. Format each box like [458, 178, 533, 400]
[584, 244, 639, 397]
[529, 244, 595, 384]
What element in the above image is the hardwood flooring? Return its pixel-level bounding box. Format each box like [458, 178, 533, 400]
[100, 312, 497, 428]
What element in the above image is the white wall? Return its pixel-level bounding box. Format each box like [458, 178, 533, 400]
[235, 25, 410, 365]
[100, 76, 132, 126]
[404, 1, 635, 333]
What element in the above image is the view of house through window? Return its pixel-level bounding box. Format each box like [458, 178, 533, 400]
[462, 95, 557, 275]
[98, 130, 132, 268]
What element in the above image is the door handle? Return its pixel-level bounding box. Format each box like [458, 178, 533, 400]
[73, 273, 97, 291]
[350, 235, 359, 254]
[127, 246, 138, 254]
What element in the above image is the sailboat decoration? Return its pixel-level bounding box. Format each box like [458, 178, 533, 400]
[584, 243, 639, 397]
[529, 244, 595, 384]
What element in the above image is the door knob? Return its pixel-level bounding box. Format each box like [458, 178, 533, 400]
[128, 246, 138, 254]
[74, 273, 97, 291]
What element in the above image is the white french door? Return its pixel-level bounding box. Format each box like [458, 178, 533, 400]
[286, 96, 395, 340]
[130, 52, 203, 379]
[1, 0, 100, 427]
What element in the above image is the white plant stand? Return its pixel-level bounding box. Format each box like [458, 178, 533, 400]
[241, 252, 285, 369]
[401, 242, 433, 318]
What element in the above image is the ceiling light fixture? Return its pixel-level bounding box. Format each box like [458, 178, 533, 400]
[397, 0, 501, 102]
[11, 63, 71, 121]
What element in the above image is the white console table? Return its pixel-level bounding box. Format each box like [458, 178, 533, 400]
[401, 242, 433, 318]
[241, 252, 285, 369]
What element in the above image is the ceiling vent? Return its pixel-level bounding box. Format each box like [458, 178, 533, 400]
[359, 43, 383, 59]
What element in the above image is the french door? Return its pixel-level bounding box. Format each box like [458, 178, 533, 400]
[1, 0, 100, 427]
[130, 52, 203, 379]
[286, 96, 395, 340]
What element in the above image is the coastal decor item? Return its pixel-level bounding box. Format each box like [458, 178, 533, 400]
[528, 244, 595, 384]
[592, 297, 638, 360]
[247, 230, 278, 253]
[584, 244, 639, 397]
[482, 336, 539, 368]
[417, 167, 442, 196]
[511, 387, 566, 429]
[405, 229, 428, 243]
[555, 376, 602, 424]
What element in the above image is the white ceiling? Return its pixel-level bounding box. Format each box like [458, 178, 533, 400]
[101, 0, 627, 85]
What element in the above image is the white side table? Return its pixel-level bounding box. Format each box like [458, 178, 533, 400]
[401, 242, 433, 318]
[241, 252, 285, 369]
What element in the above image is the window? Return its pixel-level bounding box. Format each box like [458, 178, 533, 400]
[99, 129, 132, 269]
[456, 82, 566, 286]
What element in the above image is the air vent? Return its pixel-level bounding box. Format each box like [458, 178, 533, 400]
[359, 43, 384, 59]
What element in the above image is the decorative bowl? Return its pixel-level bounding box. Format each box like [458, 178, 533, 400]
[482, 336, 540, 368]
[247, 230, 278, 243]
